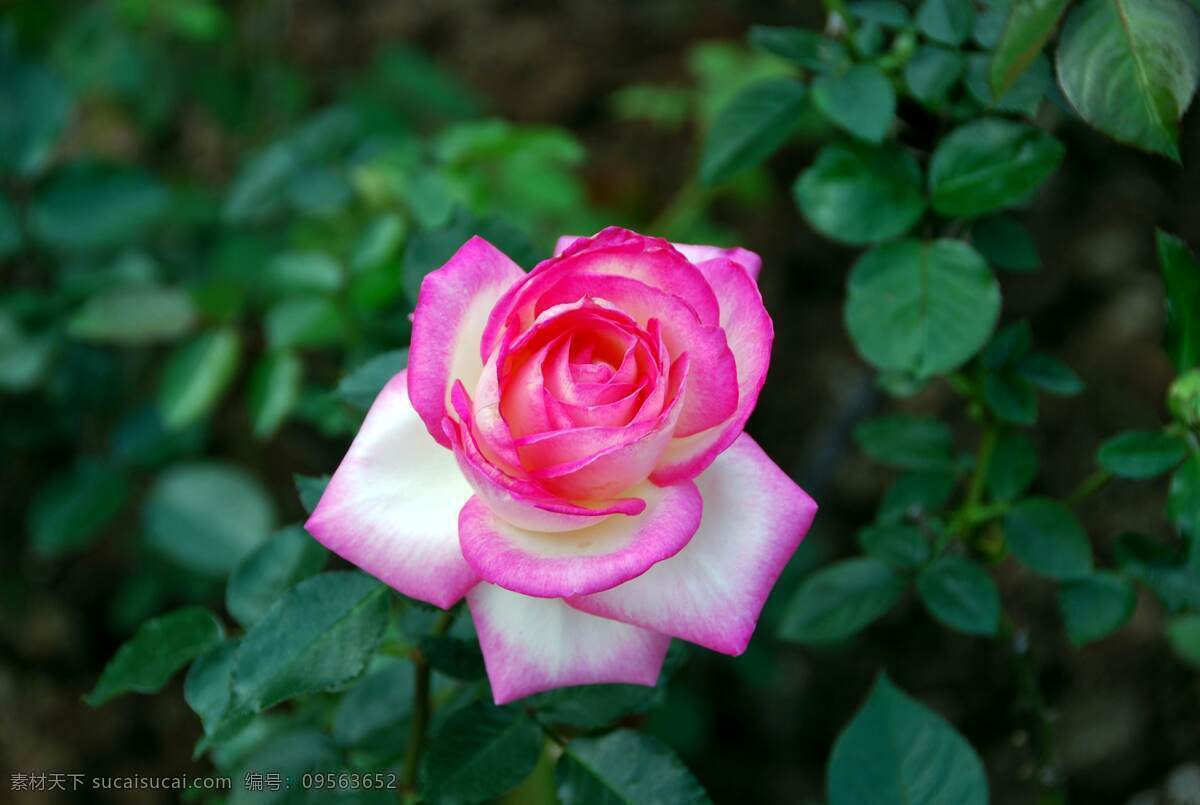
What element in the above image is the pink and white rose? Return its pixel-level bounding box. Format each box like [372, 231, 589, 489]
[306, 227, 817, 704]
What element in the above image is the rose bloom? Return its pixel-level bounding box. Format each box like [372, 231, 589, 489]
[307, 227, 817, 704]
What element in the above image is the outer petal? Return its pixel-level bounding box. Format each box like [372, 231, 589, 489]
[554, 234, 762, 281]
[468, 582, 672, 705]
[306, 371, 478, 609]
[459, 480, 702, 598]
[571, 433, 816, 655]
[651, 257, 773, 484]
[408, 236, 525, 447]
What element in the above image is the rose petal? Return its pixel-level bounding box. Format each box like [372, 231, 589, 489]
[571, 432, 816, 655]
[651, 257, 773, 484]
[554, 233, 762, 282]
[468, 582, 672, 705]
[459, 479, 702, 598]
[409, 236, 525, 447]
[305, 371, 478, 609]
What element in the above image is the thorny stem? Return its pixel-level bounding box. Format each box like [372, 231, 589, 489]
[401, 608, 459, 799]
[1000, 617, 1066, 805]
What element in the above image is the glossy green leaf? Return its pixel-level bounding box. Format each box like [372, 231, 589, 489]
[229, 731, 339, 805]
[1016, 353, 1084, 395]
[1115, 532, 1200, 612]
[904, 46, 964, 107]
[86, 607, 224, 706]
[1168, 455, 1200, 537]
[846, 239, 1001, 376]
[226, 526, 329, 628]
[1098, 430, 1189, 478]
[748, 26, 849, 72]
[859, 524, 932, 569]
[828, 674, 988, 805]
[1057, 0, 1200, 159]
[68, 285, 197, 344]
[779, 558, 906, 643]
[557, 729, 710, 805]
[264, 251, 343, 295]
[916, 0, 977, 45]
[700, 78, 808, 184]
[231, 571, 389, 713]
[812, 65, 895, 144]
[1058, 572, 1137, 646]
[143, 462, 276, 578]
[1157, 230, 1200, 371]
[852, 1, 912, 28]
[333, 660, 413, 751]
[983, 369, 1038, 424]
[879, 469, 958, 523]
[929, 119, 1064, 217]
[420, 634, 487, 681]
[265, 296, 345, 349]
[28, 461, 130, 558]
[295, 474, 330, 515]
[990, 0, 1070, 96]
[185, 639, 240, 737]
[0, 195, 22, 257]
[971, 215, 1040, 271]
[1004, 497, 1093, 579]
[966, 52, 1051, 116]
[1166, 613, 1200, 667]
[337, 349, 409, 410]
[420, 702, 544, 803]
[0, 54, 73, 177]
[158, 328, 241, 429]
[247, 351, 303, 439]
[855, 415, 955, 470]
[29, 163, 168, 251]
[987, 432, 1039, 502]
[917, 556, 1002, 636]
[795, 142, 925, 245]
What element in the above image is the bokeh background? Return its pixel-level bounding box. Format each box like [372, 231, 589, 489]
[2, 1, 1198, 803]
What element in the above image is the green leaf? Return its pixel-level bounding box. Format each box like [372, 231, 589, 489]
[966, 52, 1052, 116]
[879, 469, 958, 523]
[419, 634, 487, 681]
[794, 142, 926, 245]
[1168, 455, 1200, 537]
[247, 351, 303, 440]
[1156, 230, 1200, 371]
[748, 26, 849, 72]
[1016, 353, 1084, 395]
[812, 65, 896, 144]
[29, 163, 168, 251]
[0, 54, 73, 177]
[916, 556, 1002, 636]
[295, 474, 330, 515]
[531, 683, 663, 730]
[28, 461, 130, 558]
[223, 143, 297, 224]
[0, 195, 22, 257]
[846, 239, 1002, 377]
[990, 0, 1071, 97]
[1058, 572, 1137, 646]
[333, 660, 413, 751]
[851, 1, 913, 28]
[557, 729, 710, 805]
[929, 119, 1064, 217]
[983, 369, 1038, 424]
[700, 78, 808, 184]
[68, 285, 197, 344]
[226, 526, 329, 628]
[827, 674, 988, 805]
[904, 46, 965, 107]
[855, 415, 955, 470]
[143, 462, 276, 578]
[264, 251, 343, 295]
[185, 639, 240, 737]
[1166, 613, 1200, 667]
[859, 524, 932, 569]
[403, 213, 479, 304]
[337, 349, 409, 410]
[971, 215, 1040, 272]
[229, 731, 339, 805]
[1056, 0, 1200, 159]
[157, 328, 241, 430]
[1004, 497, 1094, 579]
[1115, 532, 1200, 612]
[86, 607, 224, 706]
[916, 0, 978, 45]
[231, 572, 389, 712]
[1098, 430, 1189, 478]
[779, 558, 906, 643]
[265, 296, 345, 349]
[421, 702, 545, 803]
[987, 432, 1040, 502]
[974, 0, 1012, 48]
